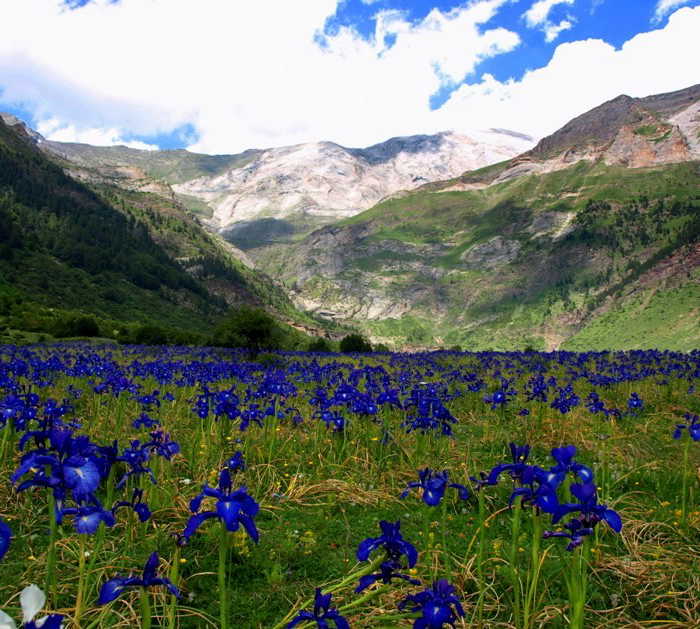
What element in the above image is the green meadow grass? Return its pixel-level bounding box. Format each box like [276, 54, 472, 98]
[0, 349, 699, 627]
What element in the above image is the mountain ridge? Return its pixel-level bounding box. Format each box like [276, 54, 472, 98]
[252, 83, 700, 350]
[1, 121, 534, 240]
[2, 83, 699, 350]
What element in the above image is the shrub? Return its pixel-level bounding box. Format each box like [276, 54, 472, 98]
[339, 333, 372, 353]
[307, 337, 332, 352]
[213, 306, 283, 356]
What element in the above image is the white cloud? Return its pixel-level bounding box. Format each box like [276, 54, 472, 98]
[523, 0, 575, 26]
[523, 0, 575, 41]
[653, 0, 694, 22]
[0, 1, 698, 155]
[544, 18, 573, 41]
[435, 6, 700, 139]
[0, 0, 519, 153]
[37, 118, 158, 150]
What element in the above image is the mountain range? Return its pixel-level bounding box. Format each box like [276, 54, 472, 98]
[1, 83, 698, 350]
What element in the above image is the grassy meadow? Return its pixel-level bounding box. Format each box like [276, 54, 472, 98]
[0, 343, 699, 628]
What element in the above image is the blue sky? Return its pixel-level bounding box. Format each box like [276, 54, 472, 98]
[1, 0, 699, 153]
[327, 0, 689, 84]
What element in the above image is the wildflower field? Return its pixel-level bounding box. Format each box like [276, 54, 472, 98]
[0, 343, 699, 628]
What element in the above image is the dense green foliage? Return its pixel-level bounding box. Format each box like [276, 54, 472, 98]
[339, 333, 373, 353]
[214, 306, 291, 355]
[0, 119, 338, 348]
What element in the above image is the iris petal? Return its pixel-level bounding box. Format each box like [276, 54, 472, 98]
[0, 519, 11, 560]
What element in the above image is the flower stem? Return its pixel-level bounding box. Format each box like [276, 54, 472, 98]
[167, 546, 181, 629]
[508, 498, 522, 628]
[271, 557, 383, 629]
[339, 583, 385, 612]
[567, 545, 587, 629]
[219, 525, 229, 629]
[441, 498, 449, 574]
[75, 535, 87, 626]
[0, 422, 11, 463]
[46, 493, 58, 605]
[475, 489, 487, 627]
[681, 437, 690, 529]
[523, 508, 542, 629]
[140, 588, 152, 629]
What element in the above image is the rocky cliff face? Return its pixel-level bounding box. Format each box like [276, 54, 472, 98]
[172, 129, 534, 232]
[420, 85, 700, 195]
[0, 113, 44, 144]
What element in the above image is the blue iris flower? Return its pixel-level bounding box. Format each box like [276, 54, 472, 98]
[24, 615, 65, 629]
[0, 584, 64, 628]
[287, 589, 349, 629]
[586, 392, 606, 414]
[112, 488, 151, 523]
[132, 413, 160, 430]
[550, 385, 580, 414]
[12, 428, 103, 502]
[546, 446, 594, 485]
[398, 579, 465, 628]
[59, 498, 116, 534]
[543, 518, 595, 551]
[356, 520, 418, 568]
[0, 518, 11, 560]
[225, 451, 246, 473]
[550, 481, 622, 533]
[673, 413, 700, 440]
[627, 392, 643, 410]
[182, 469, 260, 544]
[355, 559, 421, 593]
[317, 410, 346, 432]
[143, 430, 180, 460]
[97, 551, 180, 605]
[486, 444, 539, 486]
[483, 381, 516, 409]
[482, 443, 555, 507]
[401, 469, 469, 507]
[115, 440, 155, 489]
[239, 405, 265, 431]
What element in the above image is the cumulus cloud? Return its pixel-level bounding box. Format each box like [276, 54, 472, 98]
[523, 0, 575, 26]
[653, 0, 694, 22]
[37, 118, 158, 150]
[0, 0, 519, 153]
[543, 18, 574, 41]
[0, 1, 698, 154]
[523, 0, 576, 41]
[435, 6, 700, 139]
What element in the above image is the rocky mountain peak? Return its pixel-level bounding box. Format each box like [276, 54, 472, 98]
[0, 112, 44, 144]
[431, 83, 700, 191]
[528, 84, 700, 160]
[172, 128, 534, 234]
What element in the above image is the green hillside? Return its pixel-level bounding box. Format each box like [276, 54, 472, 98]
[261, 159, 700, 350]
[43, 140, 260, 185]
[0, 118, 327, 345]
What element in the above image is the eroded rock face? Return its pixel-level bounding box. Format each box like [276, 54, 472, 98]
[603, 122, 691, 168]
[527, 212, 576, 240]
[173, 130, 533, 230]
[460, 237, 522, 269]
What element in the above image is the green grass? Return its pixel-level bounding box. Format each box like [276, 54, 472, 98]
[564, 281, 700, 350]
[633, 125, 660, 137]
[1, 346, 700, 627]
